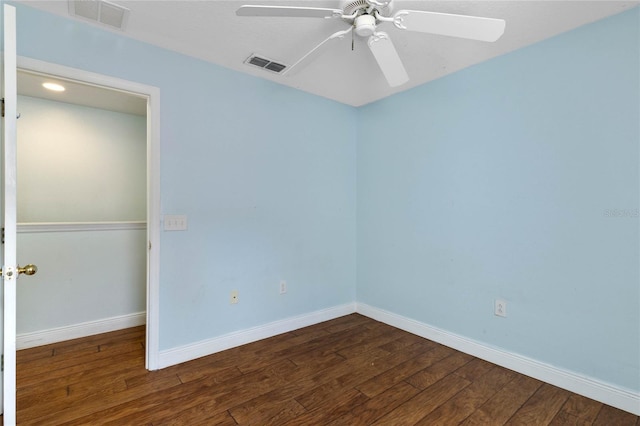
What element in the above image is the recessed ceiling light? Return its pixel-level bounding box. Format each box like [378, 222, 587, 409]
[42, 82, 66, 92]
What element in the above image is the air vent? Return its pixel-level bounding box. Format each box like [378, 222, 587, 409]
[245, 55, 287, 74]
[265, 62, 286, 73]
[68, 0, 130, 30]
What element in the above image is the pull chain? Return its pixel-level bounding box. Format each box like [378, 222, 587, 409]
[352, 26, 354, 51]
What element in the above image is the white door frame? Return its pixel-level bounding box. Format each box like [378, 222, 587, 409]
[16, 57, 161, 370]
[3, 4, 19, 422]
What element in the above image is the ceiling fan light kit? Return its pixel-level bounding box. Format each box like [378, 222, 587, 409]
[236, 0, 506, 88]
[355, 14, 377, 36]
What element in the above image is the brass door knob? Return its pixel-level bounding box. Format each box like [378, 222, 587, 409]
[0, 264, 38, 277]
[18, 264, 37, 276]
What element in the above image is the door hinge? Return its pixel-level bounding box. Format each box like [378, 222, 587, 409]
[1, 98, 4, 118]
[2, 354, 4, 372]
[2, 227, 4, 244]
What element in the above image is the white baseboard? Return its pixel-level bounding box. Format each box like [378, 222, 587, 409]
[158, 303, 357, 369]
[17, 312, 146, 350]
[356, 303, 640, 416]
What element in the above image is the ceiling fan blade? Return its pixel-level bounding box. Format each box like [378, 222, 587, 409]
[236, 5, 342, 18]
[285, 28, 352, 76]
[393, 10, 505, 42]
[367, 32, 409, 87]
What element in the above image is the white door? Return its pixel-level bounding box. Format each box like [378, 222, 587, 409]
[2, 4, 18, 424]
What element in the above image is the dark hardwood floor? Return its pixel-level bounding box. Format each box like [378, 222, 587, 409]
[12, 314, 640, 425]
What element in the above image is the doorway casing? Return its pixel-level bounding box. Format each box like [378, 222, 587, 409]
[16, 56, 161, 370]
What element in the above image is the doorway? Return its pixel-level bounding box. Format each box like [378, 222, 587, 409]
[14, 57, 159, 370]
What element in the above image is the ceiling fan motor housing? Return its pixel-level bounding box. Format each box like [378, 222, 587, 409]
[341, 0, 393, 16]
[355, 14, 376, 36]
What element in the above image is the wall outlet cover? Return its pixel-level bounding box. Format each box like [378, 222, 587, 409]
[495, 299, 507, 317]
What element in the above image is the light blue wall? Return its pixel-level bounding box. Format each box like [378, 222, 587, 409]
[10, 3, 357, 350]
[357, 8, 639, 391]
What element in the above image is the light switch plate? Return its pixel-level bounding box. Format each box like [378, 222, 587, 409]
[164, 215, 187, 231]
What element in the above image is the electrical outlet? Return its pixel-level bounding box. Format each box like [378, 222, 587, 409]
[230, 290, 239, 304]
[279, 280, 287, 294]
[495, 299, 507, 317]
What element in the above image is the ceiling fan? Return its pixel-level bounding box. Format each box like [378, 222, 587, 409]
[236, 0, 506, 87]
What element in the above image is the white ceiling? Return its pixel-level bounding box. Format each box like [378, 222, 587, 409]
[17, 0, 639, 107]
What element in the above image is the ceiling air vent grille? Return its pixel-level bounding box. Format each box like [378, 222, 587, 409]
[68, 0, 130, 30]
[245, 55, 287, 74]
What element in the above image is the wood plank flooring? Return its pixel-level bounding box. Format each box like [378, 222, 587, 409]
[11, 314, 640, 425]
